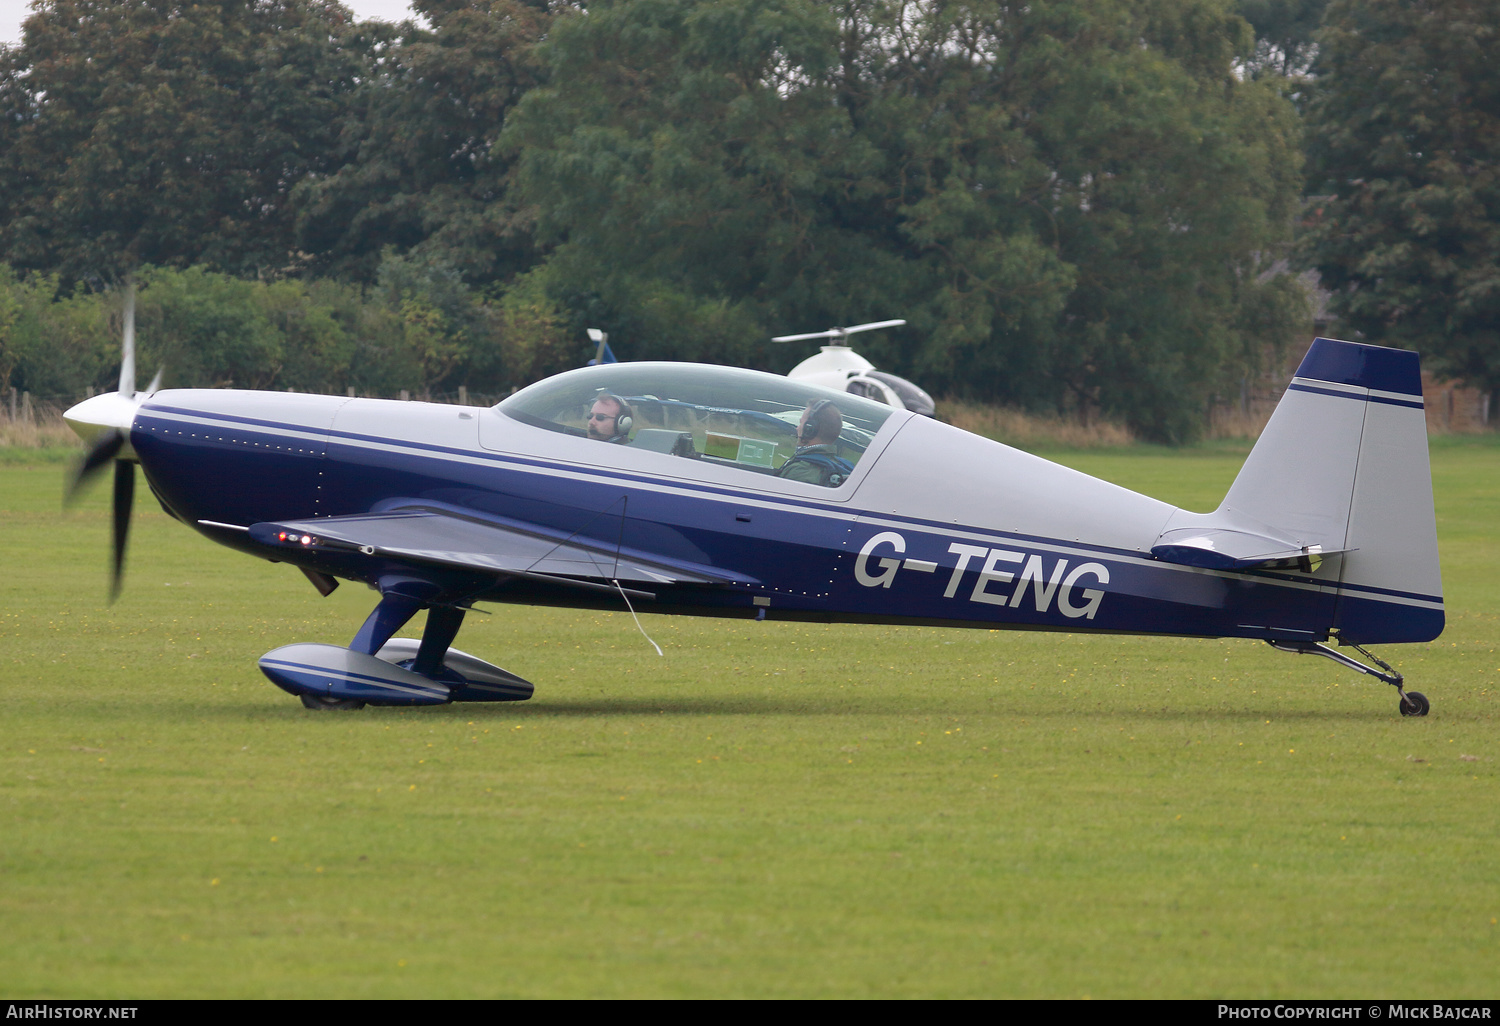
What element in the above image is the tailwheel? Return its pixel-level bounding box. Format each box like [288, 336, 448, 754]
[300, 694, 366, 711]
[1267, 639, 1427, 717]
[1399, 691, 1430, 717]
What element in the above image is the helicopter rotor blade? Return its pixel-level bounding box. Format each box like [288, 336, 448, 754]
[771, 319, 905, 343]
[771, 330, 842, 343]
[841, 319, 906, 335]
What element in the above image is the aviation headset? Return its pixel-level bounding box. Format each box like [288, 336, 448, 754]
[800, 398, 837, 445]
[590, 392, 633, 436]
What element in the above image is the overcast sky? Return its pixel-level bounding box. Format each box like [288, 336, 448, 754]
[1, 0, 421, 46]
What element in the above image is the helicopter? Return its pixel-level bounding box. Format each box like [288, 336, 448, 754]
[773, 320, 936, 417]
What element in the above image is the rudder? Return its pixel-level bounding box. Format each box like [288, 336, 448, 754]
[1239, 338, 1443, 643]
[1153, 338, 1443, 644]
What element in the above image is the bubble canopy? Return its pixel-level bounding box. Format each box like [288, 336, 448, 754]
[498, 362, 898, 481]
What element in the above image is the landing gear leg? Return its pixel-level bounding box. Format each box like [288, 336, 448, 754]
[350, 591, 422, 656]
[1267, 639, 1428, 716]
[414, 606, 465, 678]
[265, 582, 461, 710]
[295, 590, 427, 710]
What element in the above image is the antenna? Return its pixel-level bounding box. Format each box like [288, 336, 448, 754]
[587, 328, 609, 367]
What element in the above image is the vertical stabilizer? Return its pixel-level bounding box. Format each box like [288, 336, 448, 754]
[1151, 338, 1443, 643]
[1227, 338, 1443, 643]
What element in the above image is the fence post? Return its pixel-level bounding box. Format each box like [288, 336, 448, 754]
[7, 387, 14, 423]
[400, 389, 410, 402]
[22, 390, 32, 424]
[458, 385, 468, 406]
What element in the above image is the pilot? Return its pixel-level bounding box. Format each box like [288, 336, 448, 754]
[777, 399, 855, 487]
[587, 393, 633, 444]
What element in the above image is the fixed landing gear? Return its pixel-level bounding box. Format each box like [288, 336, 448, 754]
[1267, 638, 1429, 716]
[301, 694, 366, 711]
[262, 583, 534, 709]
[1399, 691, 1430, 717]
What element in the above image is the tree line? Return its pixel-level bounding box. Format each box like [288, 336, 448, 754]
[0, 257, 572, 401]
[1, 0, 1495, 441]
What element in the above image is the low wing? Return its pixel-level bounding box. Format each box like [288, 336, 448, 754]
[245, 506, 756, 590]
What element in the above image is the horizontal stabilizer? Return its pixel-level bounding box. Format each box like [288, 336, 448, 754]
[1152, 527, 1351, 571]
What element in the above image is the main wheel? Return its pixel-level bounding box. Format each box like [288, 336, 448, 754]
[300, 694, 367, 711]
[1399, 691, 1430, 717]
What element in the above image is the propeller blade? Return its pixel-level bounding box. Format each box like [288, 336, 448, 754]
[118, 279, 137, 397]
[143, 366, 164, 397]
[110, 459, 134, 602]
[65, 278, 146, 600]
[64, 429, 125, 506]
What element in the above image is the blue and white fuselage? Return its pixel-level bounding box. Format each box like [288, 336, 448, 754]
[61, 337, 1442, 711]
[123, 339, 1441, 650]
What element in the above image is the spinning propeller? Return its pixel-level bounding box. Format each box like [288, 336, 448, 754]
[63, 281, 161, 601]
[771, 319, 906, 344]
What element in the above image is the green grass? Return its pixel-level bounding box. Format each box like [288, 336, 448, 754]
[0, 445, 80, 466]
[2, 441, 1497, 998]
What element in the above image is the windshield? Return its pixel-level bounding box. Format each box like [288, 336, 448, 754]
[868, 371, 936, 417]
[499, 363, 898, 485]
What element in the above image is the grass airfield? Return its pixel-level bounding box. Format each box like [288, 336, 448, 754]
[2, 440, 1497, 998]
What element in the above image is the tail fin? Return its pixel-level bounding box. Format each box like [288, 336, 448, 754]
[1153, 338, 1443, 644]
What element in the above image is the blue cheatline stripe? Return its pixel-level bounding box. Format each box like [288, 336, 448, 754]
[1286, 382, 1425, 410]
[1295, 338, 1422, 396]
[145, 403, 345, 434]
[1333, 581, 1442, 605]
[263, 671, 438, 700]
[260, 658, 448, 696]
[141, 404, 1178, 560]
[145, 403, 859, 514]
[149, 407, 1447, 605]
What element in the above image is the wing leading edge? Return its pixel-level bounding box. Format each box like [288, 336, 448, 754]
[245, 506, 757, 589]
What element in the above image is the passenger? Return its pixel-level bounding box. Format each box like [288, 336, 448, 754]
[778, 399, 854, 487]
[587, 393, 633, 444]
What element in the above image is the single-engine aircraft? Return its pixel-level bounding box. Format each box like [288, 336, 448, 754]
[775, 319, 937, 417]
[63, 303, 1442, 715]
